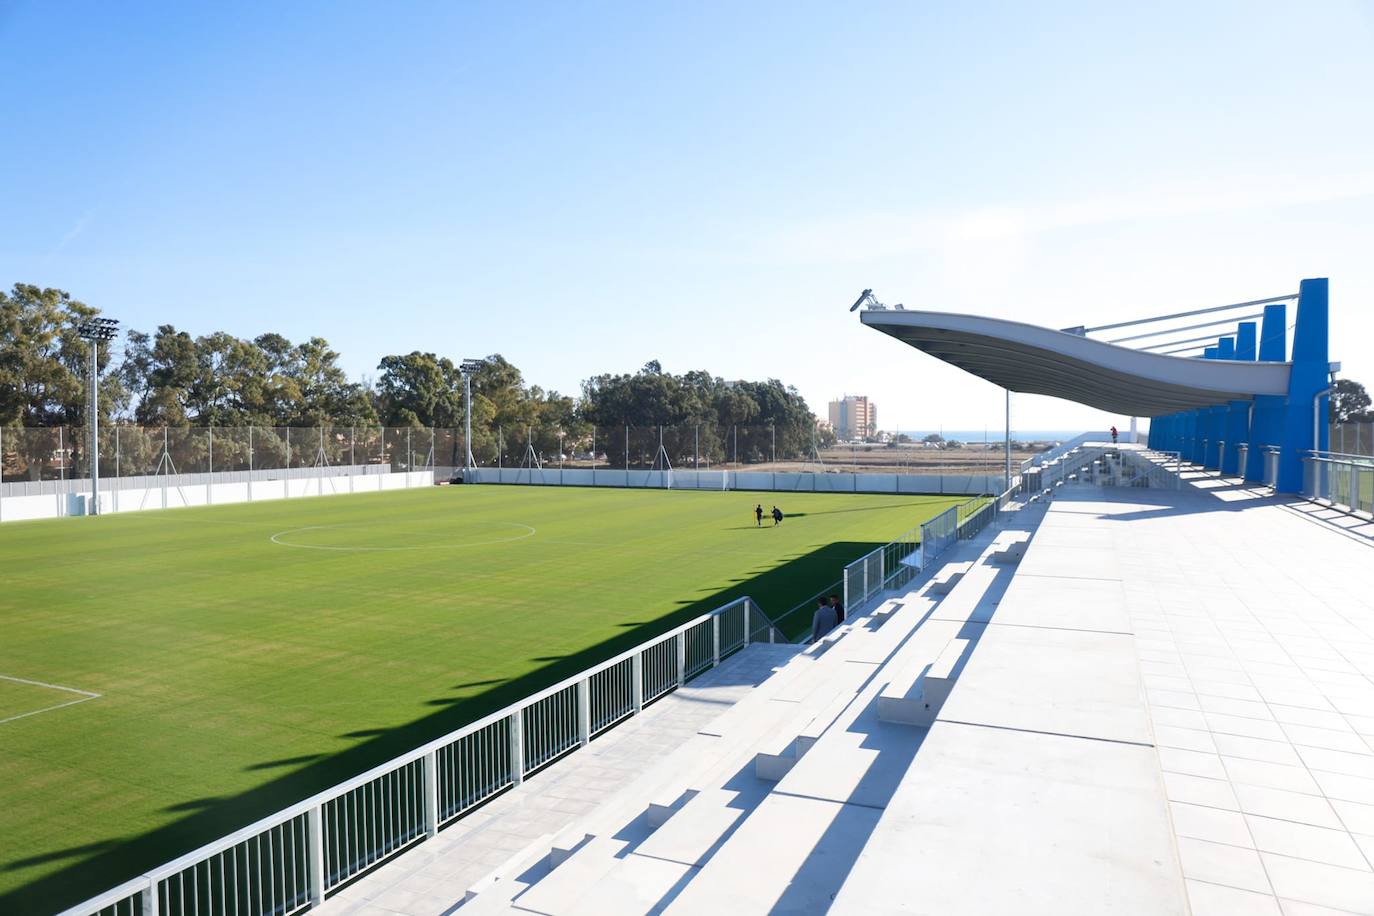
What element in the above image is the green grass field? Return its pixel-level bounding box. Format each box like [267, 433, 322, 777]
[0, 484, 963, 912]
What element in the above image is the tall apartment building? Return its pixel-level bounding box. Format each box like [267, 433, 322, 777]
[828, 395, 877, 440]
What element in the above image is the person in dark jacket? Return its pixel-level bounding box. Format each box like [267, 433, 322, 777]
[811, 596, 839, 643]
[755, 504, 764, 527]
[829, 593, 845, 624]
[771, 506, 783, 526]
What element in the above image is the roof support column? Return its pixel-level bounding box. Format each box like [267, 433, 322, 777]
[1278, 279, 1330, 492]
[1205, 406, 1228, 469]
[1235, 322, 1257, 361]
[1185, 411, 1202, 465]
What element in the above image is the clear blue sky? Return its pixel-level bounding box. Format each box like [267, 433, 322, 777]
[3, 1, 1372, 432]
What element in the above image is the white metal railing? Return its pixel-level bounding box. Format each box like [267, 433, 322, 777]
[1117, 449, 1184, 489]
[995, 482, 1017, 513]
[842, 521, 922, 613]
[1303, 452, 1374, 516]
[1026, 432, 1111, 468]
[59, 597, 782, 916]
[1032, 446, 1109, 491]
[839, 490, 1007, 614]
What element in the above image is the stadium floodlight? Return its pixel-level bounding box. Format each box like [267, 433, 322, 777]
[848, 289, 903, 312]
[459, 359, 486, 474]
[77, 317, 120, 515]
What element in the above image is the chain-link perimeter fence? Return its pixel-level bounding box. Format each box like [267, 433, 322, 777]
[1330, 421, 1374, 458]
[0, 426, 443, 497]
[2, 423, 1045, 495]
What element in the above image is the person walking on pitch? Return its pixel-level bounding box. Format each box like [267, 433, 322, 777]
[755, 504, 764, 527]
[771, 506, 783, 526]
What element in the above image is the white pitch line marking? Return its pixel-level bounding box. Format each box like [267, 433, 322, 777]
[0, 673, 102, 725]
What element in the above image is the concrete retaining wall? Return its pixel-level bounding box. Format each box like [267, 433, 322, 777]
[456, 467, 1001, 495]
[0, 470, 434, 523]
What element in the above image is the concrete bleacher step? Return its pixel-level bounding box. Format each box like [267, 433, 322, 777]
[562, 852, 693, 916]
[754, 682, 857, 780]
[502, 835, 627, 914]
[643, 590, 989, 900]
[651, 529, 1036, 913]
[500, 613, 913, 913]
[877, 635, 971, 726]
[928, 561, 972, 595]
[467, 539, 1027, 914]
[991, 540, 1028, 564]
[459, 831, 558, 913]
[660, 630, 962, 913]
[527, 636, 876, 853]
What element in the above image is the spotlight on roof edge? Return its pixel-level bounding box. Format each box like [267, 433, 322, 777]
[848, 289, 903, 312]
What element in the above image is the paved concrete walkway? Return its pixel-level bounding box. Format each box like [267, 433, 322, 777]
[1058, 479, 1374, 915]
[317, 642, 801, 916]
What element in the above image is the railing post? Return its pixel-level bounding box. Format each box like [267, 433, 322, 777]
[577, 678, 591, 747]
[424, 750, 438, 837]
[712, 614, 720, 667]
[139, 876, 159, 916]
[744, 601, 752, 647]
[676, 632, 686, 687]
[307, 804, 326, 906]
[510, 710, 524, 786]
[632, 652, 644, 713]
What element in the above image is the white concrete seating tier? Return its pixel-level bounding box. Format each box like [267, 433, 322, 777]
[658, 517, 1037, 914]
[494, 586, 954, 914]
[927, 560, 972, 595]
[830, 494, 1184, 916]
[876, 634, 971, 727]
[474, 507, 1038, 915]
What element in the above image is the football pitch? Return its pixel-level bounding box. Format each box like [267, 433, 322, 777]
[0, 484, 964, 912]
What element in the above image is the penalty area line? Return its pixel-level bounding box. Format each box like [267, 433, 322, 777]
[0, 673, 102, 726]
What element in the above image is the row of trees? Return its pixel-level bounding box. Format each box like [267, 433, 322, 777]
[1, 285, 826, 467]
[1333, 379, 1373, 423]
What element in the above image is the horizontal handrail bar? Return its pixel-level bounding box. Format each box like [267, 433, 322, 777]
[1110, 312, 1264, 345]
[1084, 294, 1295, 334]
[1303, 451, 1374, 463]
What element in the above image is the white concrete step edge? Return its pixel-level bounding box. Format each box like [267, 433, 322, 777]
[459, 831, 557, 912]
[877, 636, 970, 727]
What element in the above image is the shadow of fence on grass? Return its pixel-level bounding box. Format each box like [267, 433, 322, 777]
[0, 540, 883, 915]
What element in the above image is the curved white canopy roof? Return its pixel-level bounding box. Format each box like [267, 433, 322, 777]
[860, 309, 1290, 415]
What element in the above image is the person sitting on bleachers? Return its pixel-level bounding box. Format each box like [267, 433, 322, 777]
[810, 596, 839, 643]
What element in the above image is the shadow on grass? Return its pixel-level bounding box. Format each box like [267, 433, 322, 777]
[0, 540, 881, 915]
[244, 754, 327, 772]
[2, 841, 120, 872]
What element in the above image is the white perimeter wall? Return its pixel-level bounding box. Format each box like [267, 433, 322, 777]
[460, 467, 1002, 495]
[0, 470, 434, 524]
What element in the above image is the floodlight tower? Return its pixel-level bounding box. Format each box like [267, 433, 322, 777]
[459, 358, 486, 477]
[77, 317, 120, 515]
